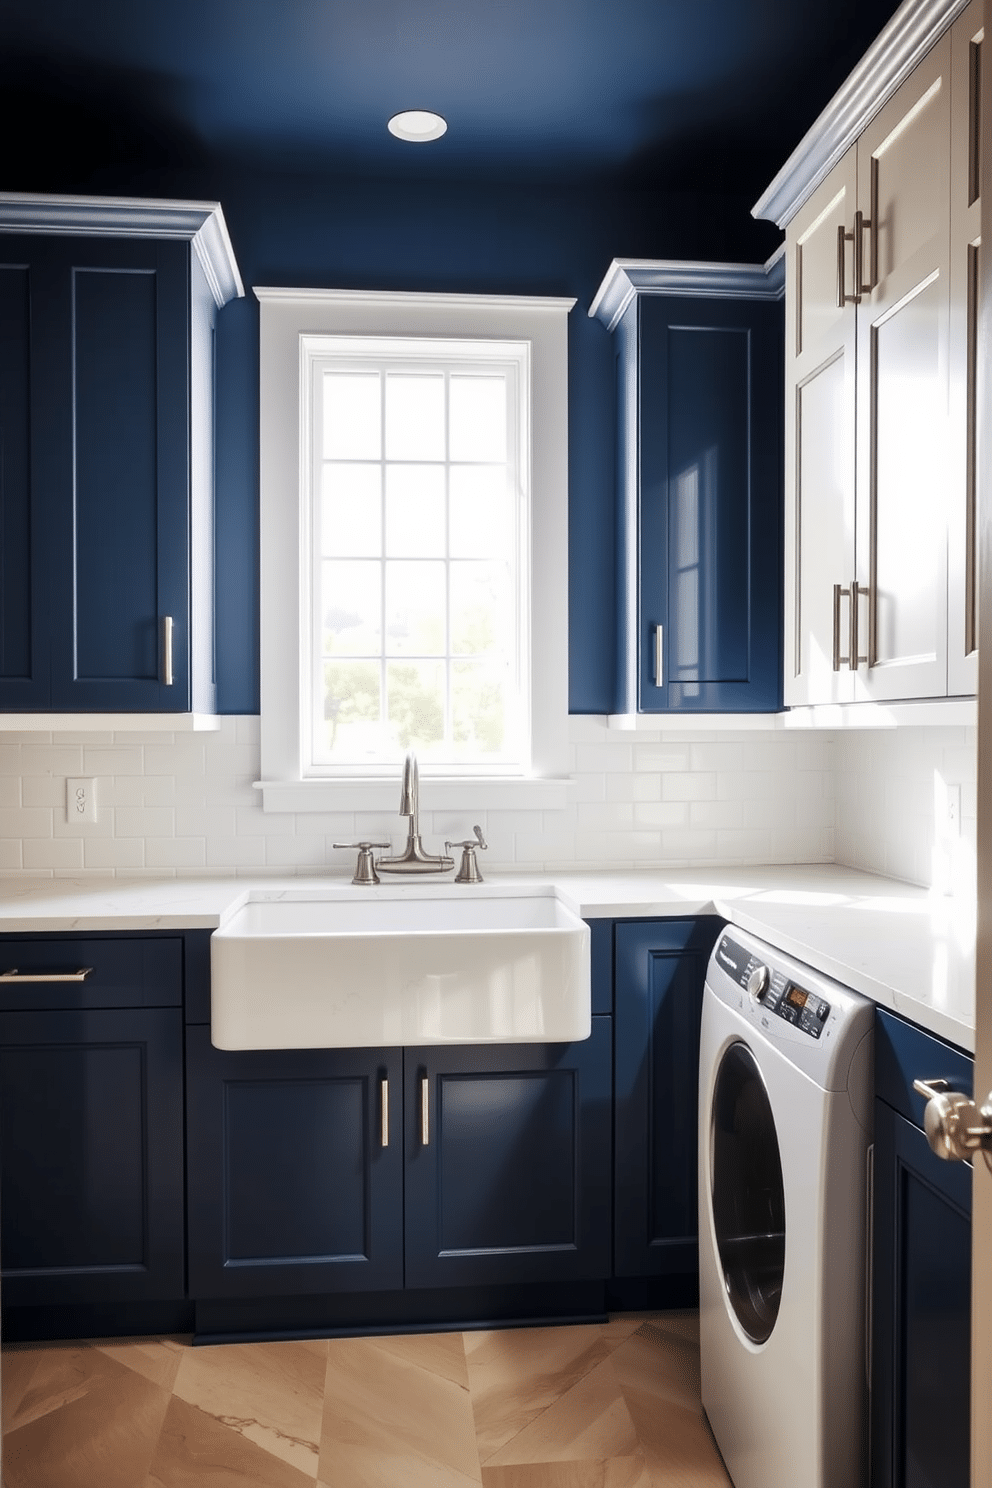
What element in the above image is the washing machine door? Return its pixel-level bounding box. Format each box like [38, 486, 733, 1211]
[710, 1040, 786, 1344]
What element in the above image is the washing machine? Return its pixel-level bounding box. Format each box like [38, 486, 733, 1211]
[698, 925, 874, 1488]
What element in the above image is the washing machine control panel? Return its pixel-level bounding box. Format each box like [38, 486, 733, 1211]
[716, 935, 831, 1038]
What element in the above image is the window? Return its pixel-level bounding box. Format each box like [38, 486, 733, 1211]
[255, 289, 573, 812]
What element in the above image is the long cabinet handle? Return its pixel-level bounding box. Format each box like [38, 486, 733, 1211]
[832, 581, 867, 672]
[854, 208, 875, 297]
[380, 1077, 389, 1148]
[0, 967, 93, 983]
[162, 615, 174, 687]
[421, 1076, 430, 1146]
[865, 1143, 874, 1389]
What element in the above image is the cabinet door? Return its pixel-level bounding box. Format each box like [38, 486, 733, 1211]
[613, 918, 721, 1277]
[637, 296, 782, 712]
[0, 251, 47, 707]
[0, 1007, 185, 1307]
[871, 1098, 972, 1488]
[186, 1030, 403, 1298]
[856, 37, 951, 701]
[784, 148, 858, 705]
[0, 234, 193, 712]
[404, 1023, 612, 1290]
[948, 0, 983, 696]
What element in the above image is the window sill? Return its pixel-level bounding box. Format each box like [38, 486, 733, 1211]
[254, 777, 571, 813]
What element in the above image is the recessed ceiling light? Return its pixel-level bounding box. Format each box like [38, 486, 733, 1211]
[387, 110, 448, 143]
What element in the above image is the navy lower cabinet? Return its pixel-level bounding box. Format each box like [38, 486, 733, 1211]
[403, 1023, 612, 1289]
[185, 1031, 404, 1298]
[0, 937, 186, 1309]
[591, 260, 783, 715]
[613, 918, 722, 1278]
[872, 1009, 973, 1488]
[0, 200, 241, 714]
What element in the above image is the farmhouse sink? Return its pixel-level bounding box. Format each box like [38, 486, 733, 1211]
[210, 884, 591, 1049]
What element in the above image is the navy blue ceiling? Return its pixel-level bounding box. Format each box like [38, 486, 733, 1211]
[4, 0, 904, 193]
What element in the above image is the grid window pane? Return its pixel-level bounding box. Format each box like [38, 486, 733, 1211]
[321, 560, 381, 655]
[385, 560, 446, 656]
[450, 466, 513, 559]
[320, 659, 384, 761]
[385, 373, 445, 460]
[452, 661, 507, 756]
[450, 375, 507, 462]
[322, 464, 382, 557]
[450, 561, 511, 656]
[311, 346, 525, 769]
[386, 661, 446, 753]
[385, 465, 446, 557]
[323, 372, 381, 460]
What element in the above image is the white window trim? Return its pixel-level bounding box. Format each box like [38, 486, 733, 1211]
[254, 287, 575, 812]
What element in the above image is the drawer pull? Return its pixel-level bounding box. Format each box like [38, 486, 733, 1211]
[381, 1077, 389, 1149]
[0, 967, 93, 983]
[421, 1075, 430, 1146]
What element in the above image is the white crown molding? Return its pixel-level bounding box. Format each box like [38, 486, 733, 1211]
[588, 248, 786, 333]
[0, 192, 244, 307]
[253, 286, 576, 313]
[752, 0, 970, 227]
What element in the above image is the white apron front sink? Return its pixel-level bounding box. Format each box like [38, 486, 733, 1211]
[210, 884, 591, 1049]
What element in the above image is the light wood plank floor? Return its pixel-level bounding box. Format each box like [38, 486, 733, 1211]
[1, 1312, 732, 1487]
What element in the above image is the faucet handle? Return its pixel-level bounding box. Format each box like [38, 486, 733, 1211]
[444, 826, 488, 883]
[332, 841, 391, 886]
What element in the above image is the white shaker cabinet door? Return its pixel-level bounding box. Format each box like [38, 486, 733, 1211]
[855, 33, 952, 702]
[784, 148, 857, 705]
[948, 0, 983, 697]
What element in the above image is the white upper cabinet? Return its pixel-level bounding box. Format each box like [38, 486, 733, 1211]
[760, 0, 980, 708]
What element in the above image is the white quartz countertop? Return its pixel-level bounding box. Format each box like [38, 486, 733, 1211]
[0, 864, 975, 1052]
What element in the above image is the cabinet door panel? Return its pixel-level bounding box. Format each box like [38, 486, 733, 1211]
[785, 151, 858, 706]
[872, 1099, 971, 1488]
[793, 352, 856, 702]
[0, 260, 42, 703]
[638, 296, 782, 712]
[614, 918, 721, 1277]
[0, 1007, 185, 1306]
[404, 1025, 612, 1289]
[186, 1031, 403, 1298]
[948, 0, 983, 695]
[857, 36, 951, 702]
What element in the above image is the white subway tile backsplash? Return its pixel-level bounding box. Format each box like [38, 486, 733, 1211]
[23, 838, 84, 870]
[0, 715, 968, 885]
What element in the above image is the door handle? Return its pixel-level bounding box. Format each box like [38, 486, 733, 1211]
[913, 1078, 992, 1163]
[380, 1076, 389, 1149]
[420, 1075, 430, 1146]
[161, 615, 174, 686]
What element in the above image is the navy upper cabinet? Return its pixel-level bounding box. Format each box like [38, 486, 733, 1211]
[0, 197, 243, 714]
[591, 260, 784, 715]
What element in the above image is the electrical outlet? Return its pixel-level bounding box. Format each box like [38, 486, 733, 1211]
[66, 777, 97, 825]
[946, 783, 961, 835]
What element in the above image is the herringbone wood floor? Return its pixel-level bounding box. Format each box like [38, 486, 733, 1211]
[1, 1312, 731, 1487]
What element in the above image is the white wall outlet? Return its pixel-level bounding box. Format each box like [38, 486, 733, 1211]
[66, 777, 97, 825]
[946, 783, 961, 835]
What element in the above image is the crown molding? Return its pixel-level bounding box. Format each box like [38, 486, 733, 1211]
[253, 286, 576, 313]
[0, 193, 244, 307]
[752, 0, 970, 227]
[588, 247, 785, 333]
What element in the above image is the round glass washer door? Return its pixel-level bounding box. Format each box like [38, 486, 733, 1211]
[710, 1040, 786, 1344]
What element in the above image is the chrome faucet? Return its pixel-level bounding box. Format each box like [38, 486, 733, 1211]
[376, 751, 454, 874]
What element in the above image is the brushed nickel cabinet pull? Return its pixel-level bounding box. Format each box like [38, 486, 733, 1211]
[854, 208, 875, 297]
[653, 624, 663, 686]
[162, 615, 174, 686]
[832, 582, 843, 670]
[0, 967, 93, 983]
[836, 223, 860, 307]
[381, 1077, 389, 1148]
[421, 1076, 430, 1146]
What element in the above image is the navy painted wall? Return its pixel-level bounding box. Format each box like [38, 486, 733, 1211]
[30, 162, 780, 713]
